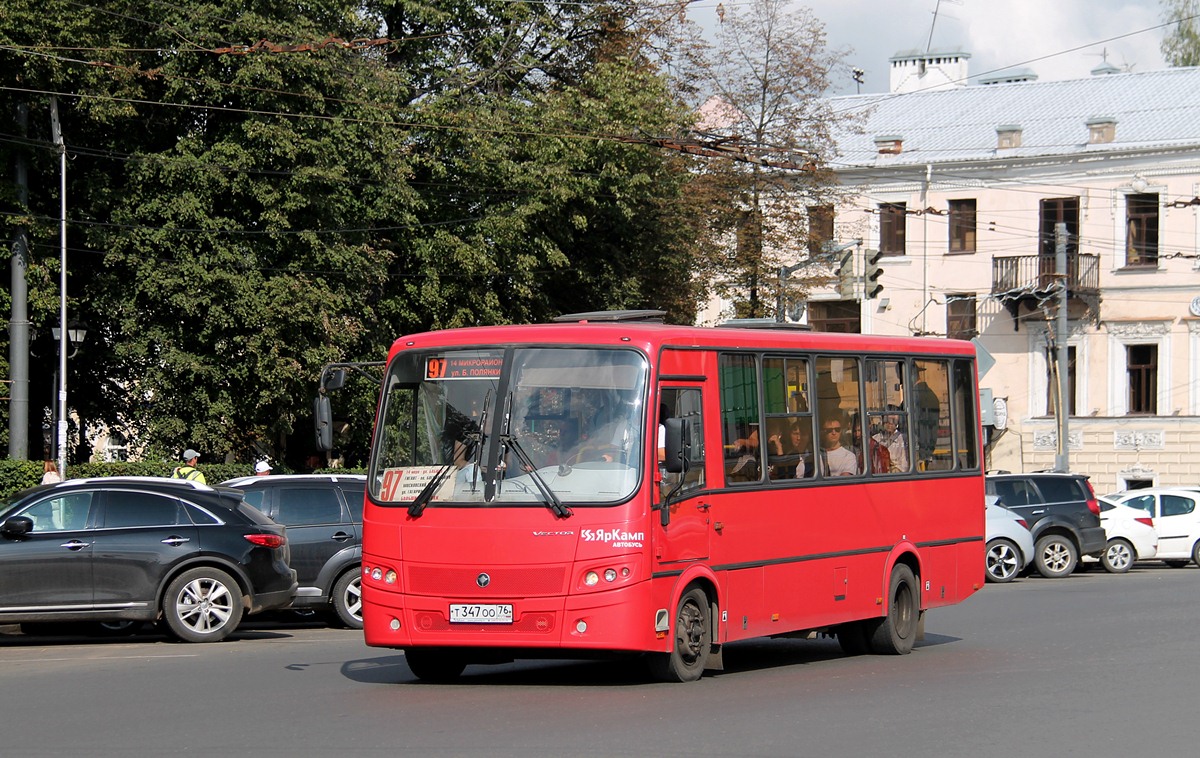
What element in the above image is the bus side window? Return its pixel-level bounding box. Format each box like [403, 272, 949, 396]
[719, 353, 762, 485]
[913, 360, 952, 471]
[815, 356, 860, 477]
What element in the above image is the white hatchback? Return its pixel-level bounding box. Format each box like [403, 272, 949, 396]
[1112, 489, 1200, 567]
[1084, 496, 1158, 573]
[985, 497, 1034, 583]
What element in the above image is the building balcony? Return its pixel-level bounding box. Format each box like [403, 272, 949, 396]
[991, 254, 1101, 329]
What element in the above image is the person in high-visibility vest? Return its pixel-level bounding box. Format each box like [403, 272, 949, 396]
[173, 448, 207, 484]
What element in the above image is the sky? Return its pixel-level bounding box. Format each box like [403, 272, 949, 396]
[687, 0, 1172, 95]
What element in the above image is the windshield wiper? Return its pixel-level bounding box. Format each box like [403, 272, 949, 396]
[502, 434, 572, 518]
[407, 463, 455, 518]
[463, 390, 492, 494]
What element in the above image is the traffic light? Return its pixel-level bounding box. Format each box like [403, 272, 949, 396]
[836, 250, 854, 299]
[864, 249, 884, 299]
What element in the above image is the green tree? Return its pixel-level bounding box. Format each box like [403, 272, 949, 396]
[1162, 0, 1200, 66]
[2, 1, 707, 465]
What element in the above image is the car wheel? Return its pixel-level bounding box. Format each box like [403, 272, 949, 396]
[1192, 541, 1200, 568]
[1102, 539, 1135, 574]
[405, 648, 467, 683]
[331, 569, 364, 630]
[1034, 534, 1078, 578]
[648, 587, 711, 682]
[162, 567, 244, 643]
[985, 538, 1022, 583]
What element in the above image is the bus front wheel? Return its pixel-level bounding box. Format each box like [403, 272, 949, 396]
[868, 564, 918, 655]
[649, 587, 711, 682]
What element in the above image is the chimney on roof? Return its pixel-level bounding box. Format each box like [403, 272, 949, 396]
[1086, 116, 1117, 145]
[874, 135, 903, 155]
[996, 125, 1022, 150]
[888, 49, 970, 94]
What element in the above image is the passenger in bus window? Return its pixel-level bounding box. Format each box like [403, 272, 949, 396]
[767, 420, 812, 479]
[727, 423, 761, 481]
[851, 414, 890, 475]
[818, 417, 856, 476]
[873, 412, 909, 473]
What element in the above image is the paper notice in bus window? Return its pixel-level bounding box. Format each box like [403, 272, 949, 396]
[380, 466, 455, 502]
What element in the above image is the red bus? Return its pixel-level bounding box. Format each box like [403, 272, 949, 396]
[361, 310, 985, 682]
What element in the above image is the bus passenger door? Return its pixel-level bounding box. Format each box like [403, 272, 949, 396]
[655, 386, 711, 565]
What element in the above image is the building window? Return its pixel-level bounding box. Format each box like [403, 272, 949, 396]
[807, 301, 861, 333]
[807, 205, 834, 256]
[1127, 344, 1157, 415]
[948, 199, 976, 253]
[1125, 193, 1159, 267]
[946, 294, 977, 339]
[1046, 345, 1076, 417]
[879, 202, 906, 255]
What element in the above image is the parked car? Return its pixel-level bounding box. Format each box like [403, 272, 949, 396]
[1082, 496, 1158, 573]
[222, 474, 366, 628]
[0, 477, 296, 642]
[985, 472, 1106, 578]
[985, 496, 1034, 583]
[1110, 488, 1200, 567]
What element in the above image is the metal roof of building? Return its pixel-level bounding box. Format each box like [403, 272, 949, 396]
[830, 66, 1200, 168]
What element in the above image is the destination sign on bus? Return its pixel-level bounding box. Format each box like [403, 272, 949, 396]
[424, 354, 503, 380]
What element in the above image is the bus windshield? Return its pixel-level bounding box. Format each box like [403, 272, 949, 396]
[369, 346, 649, 507]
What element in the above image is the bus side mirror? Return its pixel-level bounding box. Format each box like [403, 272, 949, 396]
[664, 418, 688, 474]
[315, 394, 333, 451]
[322, 367, 347, 392]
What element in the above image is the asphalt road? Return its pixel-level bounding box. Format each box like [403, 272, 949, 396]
[3, 564, 1197, 757]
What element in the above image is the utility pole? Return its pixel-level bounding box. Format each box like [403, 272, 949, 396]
[1054, 221, 1070, 472]
[50, 97, 68, 476]
[8, 104, 30, 459]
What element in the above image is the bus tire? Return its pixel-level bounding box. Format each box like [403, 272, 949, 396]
[648, 587, 711, 682]
[868, 564, 918, 655]
[405, 648, 467, 683]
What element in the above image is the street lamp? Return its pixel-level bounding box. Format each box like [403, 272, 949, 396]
[49, 322, 86, 474]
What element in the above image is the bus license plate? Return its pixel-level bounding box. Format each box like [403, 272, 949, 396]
[449, 604, 513, 624]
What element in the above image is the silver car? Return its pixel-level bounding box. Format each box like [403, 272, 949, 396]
[985, 496, 1035, 583]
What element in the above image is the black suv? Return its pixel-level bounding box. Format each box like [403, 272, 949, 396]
[0, 477, 297, 641]
[985, 472, 1107, 578]
[222, 474, 366, 628]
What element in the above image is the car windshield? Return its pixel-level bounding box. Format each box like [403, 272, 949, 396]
[369, 346, 648, 507]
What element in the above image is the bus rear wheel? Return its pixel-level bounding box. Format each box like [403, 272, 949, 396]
[649, 587, 711, 682]
[868, 564, 918, 655]
[404, 648, 467, 683]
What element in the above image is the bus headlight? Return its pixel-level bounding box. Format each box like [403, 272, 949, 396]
[584, 571, 600, 586]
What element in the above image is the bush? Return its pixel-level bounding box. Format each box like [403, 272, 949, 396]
[0, 459, 44, 497]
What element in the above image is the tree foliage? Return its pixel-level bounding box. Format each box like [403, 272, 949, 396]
[1161, 0, 1200, 67]
[1, 0, 707, 465]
